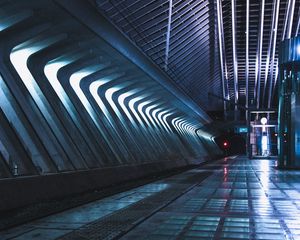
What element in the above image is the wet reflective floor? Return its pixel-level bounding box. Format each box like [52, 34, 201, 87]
[2, 156, 300, 239]
[123, 156, 300, 240]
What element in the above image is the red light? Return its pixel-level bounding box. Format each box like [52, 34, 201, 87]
[223, 141, 229, 148]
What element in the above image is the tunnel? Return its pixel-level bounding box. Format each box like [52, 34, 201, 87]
[1, 0, 300, 239]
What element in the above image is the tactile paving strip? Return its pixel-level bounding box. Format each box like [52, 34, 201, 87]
[58, 172, 211, 240]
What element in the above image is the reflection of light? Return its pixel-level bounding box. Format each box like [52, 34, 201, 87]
[223, 166, 228, 182]
[177, 119, 187, 136]
[118, 91, 138, 126]
[90, 80, 111, 120]
[158, 110, 172, 133]
[162, 112, 174, 132]
[152, 108, 166, 131]
[262, 135, 268, 152]
[137, 100, 152, 127]
[259, 160, 270, 190]
[297, 45, 300, 55]
[45, 61, 75, 115]
[70, 70, 97, 117]
[105, 86, 123, 120]
[0, 10, 32, 31]
[145, 104, 160, 129]
[173, 118, 184, 135]
[128, 96, 145, 128]
[260, 160, 269, 172]
[197, 129, 213, 140]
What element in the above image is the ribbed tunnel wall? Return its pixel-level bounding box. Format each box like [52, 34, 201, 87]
[0, 0, 220, 210]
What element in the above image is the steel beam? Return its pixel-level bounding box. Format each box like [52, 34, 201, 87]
[267, 0, 280, 108]
[231, 0, 239, 118]
[164, 0, 173, 71]
[216, 0, 229, 119]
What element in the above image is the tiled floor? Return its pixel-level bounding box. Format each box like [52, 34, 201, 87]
[122, 157, 300, 240]
[2, 156, 300, 239]
[0, 183, 169, 240]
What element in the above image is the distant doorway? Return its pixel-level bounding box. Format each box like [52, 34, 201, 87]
[247, 110, 278, 158]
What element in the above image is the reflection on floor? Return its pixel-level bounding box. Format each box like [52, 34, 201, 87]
[2, 156, 300, 239]
[124, 157, 300, 240]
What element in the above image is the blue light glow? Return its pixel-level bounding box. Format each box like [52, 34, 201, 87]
[262, 135, 268, 154]
[297, 45, 300, 55]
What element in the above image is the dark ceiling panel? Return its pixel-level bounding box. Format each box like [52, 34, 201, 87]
[96, 0, 222, 111]
[95, 0, 300, 114]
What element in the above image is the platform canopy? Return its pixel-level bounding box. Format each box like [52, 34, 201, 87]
[96, 0, 300, 112]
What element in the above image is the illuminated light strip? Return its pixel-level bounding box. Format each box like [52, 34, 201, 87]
[173, 118, 185, 136]
[255, 0, 265, 108]
[152, 108, 169, 133]
[183, 123, 192, 133]
[45, 57, 83, 121]
[182, 122, 195, 135]
[89, 79, 113, 122]
[105, 85, 149, 158]
[296, 6, 300, 36]
[162, 112, 175, 132]
[287, 0, 295, 39]
[128, 96, 149, 131]
[171, 117, 183, 135]
[0, 10, 32, 31]
[151, 106, 173, 136]
[263, 0, 278, 106]
[174, 119, 185, 136]
[245, 0, 249, 113]
[131, 94, 158, 130]
[216, 0, 229, 114]
[72, 69, 128, 164]
[146, 103, 173, 147]
[164, 0, 173, 71]
[268, 0, 280, 108]
[143, 102, 172, 150]
[178, 120, 194, 139]
[159, 109, 176, 133]
[101, 84, 149, 161]
[272, 60, 279, 98]
[10, 35, 66, 121]
[135, 98, 168, 152]
[132, 95, 162, 123]
[196, 129, 213, 141]
[137, 100, 154, 128]
[145, 104, 161, 130]
[162, 113, 191, 153]
[118, 90, 139, 127]
[157, 110, 172, 133]
[181, 121, 196, 142]
[282, 0, 291, 40]
[177, 120, 188, 136]
[231, 0, 239, 113]
[70, 67, 107, 125]
[105, 85, 133, 124]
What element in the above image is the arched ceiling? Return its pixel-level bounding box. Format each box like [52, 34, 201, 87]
[96, 0, 300, 113]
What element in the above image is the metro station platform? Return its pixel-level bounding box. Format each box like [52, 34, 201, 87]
[1, 156, 300, 240]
